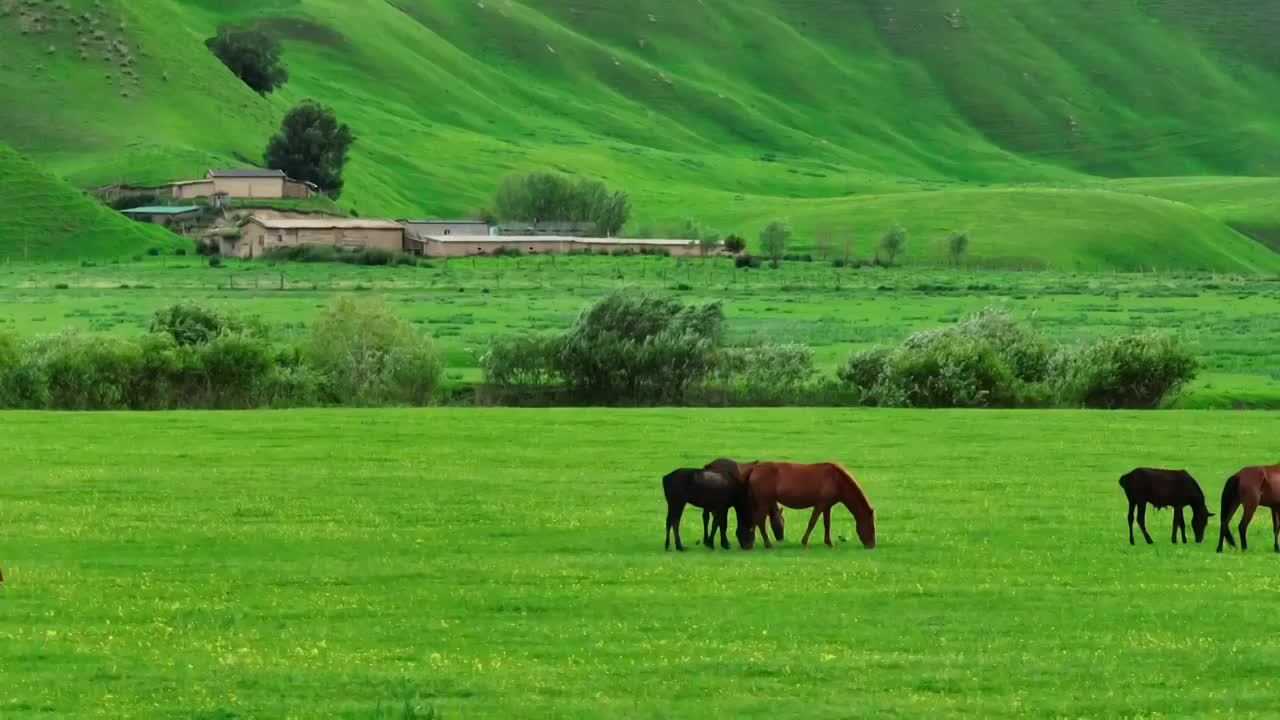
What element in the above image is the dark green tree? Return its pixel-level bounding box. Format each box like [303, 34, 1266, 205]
[265, 101, 355, 198]
[205, 26, 288, 95]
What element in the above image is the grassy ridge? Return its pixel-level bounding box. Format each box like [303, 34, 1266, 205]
[2, 1, 1280, 267]
[5, 408, 1280, 717]
[0, 144, 181, 261]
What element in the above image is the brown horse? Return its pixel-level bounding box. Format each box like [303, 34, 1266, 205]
[704, 458, 784, 543]
[744, 462, 876, 549]
[1217, 464, 1280, 552]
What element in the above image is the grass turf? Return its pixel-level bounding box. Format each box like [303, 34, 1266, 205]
[3, 407, 1280, 717]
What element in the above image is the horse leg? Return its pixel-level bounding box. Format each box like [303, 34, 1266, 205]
[1127, 502, 1136, 546]
[669, 503, 687, 552]
[702, 509, 712, 546]
[800, 509, 822, 548]
[1272, 509, 1280, 553]
[822, 506, 833, 547]
[718, 508, 731, 549]
[1240, 500, 1258, 552]
[753, 502, 775, 549]
[1137, 503, 1154, 545]
[1173, 506, 1184, 544]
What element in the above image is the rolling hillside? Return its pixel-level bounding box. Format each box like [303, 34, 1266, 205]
[0, 143, 181, 261]
[1, 0, 1280, 268]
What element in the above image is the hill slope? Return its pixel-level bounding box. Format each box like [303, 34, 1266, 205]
[0, 143, 181, 261]
[1, 0, 1280, 269]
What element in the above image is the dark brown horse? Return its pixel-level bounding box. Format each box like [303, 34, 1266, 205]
[662, 468, 752, 551]
[744, 462, 876, 549]
[704, 458, 784, 544]
[1118, 468, 1213, 545]
[1217, 464, 1280, 552]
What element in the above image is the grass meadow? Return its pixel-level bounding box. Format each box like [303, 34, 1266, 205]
[4, 408, 1280, 718]
[3, 255, 1280, 406]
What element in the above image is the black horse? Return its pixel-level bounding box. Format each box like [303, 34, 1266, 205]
[1119, 467, 1214, 545]
[663, 468, 752, 551]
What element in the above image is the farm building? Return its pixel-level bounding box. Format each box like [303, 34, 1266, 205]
[225, 216, 405, 259]
[401, 219, 495, 237]
[404, 235, 701, 257]
[120, 205, 202, 226]
[170, 169, 317, 200]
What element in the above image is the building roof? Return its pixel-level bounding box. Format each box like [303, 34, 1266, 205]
[402, 219, 492, 225]
[244, 215, 404, 231]
[121, 205, 201, 215]
[422, 235, 695, 246]
[207, 168, 286, 178]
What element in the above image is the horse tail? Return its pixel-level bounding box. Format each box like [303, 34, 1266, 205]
[1219, 475, 1240, 547]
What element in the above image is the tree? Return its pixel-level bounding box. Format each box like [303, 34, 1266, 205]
[840, 226, 855, 267]
[723, 234, 747, 254]
[699, 229, 722, 257]
[264, 100, 355, 198]
[814, 225, 833, 261]
[593, 191, 630, 237]
[878, 224, 907, 266]
[205, 26, 288, 95]
[759, 221, 791, 269]
[493, 171, 629, 234]
[948, 231, 970, 266]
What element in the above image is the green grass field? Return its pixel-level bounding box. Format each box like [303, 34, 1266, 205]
[4, 2, 1280, 268]
[4, 408, 1280, 717]
[4, 256, 1280, 406]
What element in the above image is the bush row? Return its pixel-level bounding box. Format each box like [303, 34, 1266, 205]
[481, 295, 1198, 409]
[0, 298, 442, 410]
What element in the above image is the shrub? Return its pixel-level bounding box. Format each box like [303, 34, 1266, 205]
[872, 331, 1019, 408]
[734, 254, 762, 269]
[555, 291, 723, 404]
[175, 247, 188, 256]
[0, 331, 21, 407]
[25, 333, 144, 410]
[194, 333, 277, 408]
[208, 256, 224, 268]
[714, 343, 817, 404]
[205, 25, 288, 94]
[723, 234, 747, 254]
[948, 231, 970, 265]
[492, 247, 523, 258]
[149, 302, 250, 347]
[1052, 334, 1198, 408]
[879, 224, 908, 266]
[147, 247, 161, 256]
[837, 347, 891, 396]
[480, 334, 563, 390]
[303, 296, 442, 405]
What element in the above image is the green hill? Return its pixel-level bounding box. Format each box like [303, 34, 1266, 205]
[0, 143, 181, 261]
[2, 0, 1280, 269]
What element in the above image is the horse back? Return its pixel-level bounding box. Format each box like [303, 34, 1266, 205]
[1121, 467, 1202, 508]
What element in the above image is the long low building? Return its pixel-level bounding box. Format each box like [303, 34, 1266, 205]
[224, 216, 405, 258]
[405, 235, 702, 257]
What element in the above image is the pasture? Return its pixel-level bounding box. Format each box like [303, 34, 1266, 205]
[3, 408, 1280, 718]
[4, 256, 1280, 406]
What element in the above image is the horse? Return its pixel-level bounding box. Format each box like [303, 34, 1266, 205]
[743, 462, 875, 549]
[704, 458, 784, 546]
[662, 468, 752, 551]
[1217, 464, 1280, 552]
[1118, 468, 1213, 545]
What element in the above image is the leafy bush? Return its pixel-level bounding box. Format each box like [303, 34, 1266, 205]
[873, 331, 1020, 408]
[208, 256, 224, 268]
[23, 333, 144, 410]
[206, 25, 288, 94]
[879, 224, 908, 266]
[734, 254, 762, 269]
[724, 235, 747, 254]
[948, 231, 970, 265]
[0, 331, 21, 407]
[556, 292, 723, 405]
[149, 303, 251, 347]
[175, 247, 188, 257]
[480, 334, 563, 389]
[194, 333, 278, 409]
[494, 171, 629, 236]
[1052, 334, 1198, 408]
[837, 347, 891, 395]
[303, 296, 443, 406]
[147, 247, 161, 256]
[713, 343, 817, 404]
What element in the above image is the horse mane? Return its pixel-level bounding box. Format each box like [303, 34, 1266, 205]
[829, 463, 873, 515]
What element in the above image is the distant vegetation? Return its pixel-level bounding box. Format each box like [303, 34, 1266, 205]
[205, 26, 288, 95]
[494, 171, 630, 236]
[265, 101, 354, 198]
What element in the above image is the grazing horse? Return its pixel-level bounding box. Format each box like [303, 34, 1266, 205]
[1217, 464, 1280, 553]
[704, 458, 784, 546]
[744, 462, 876, 549]
[662, 468, 751, 551]
[1118, 468, 1213, 545]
